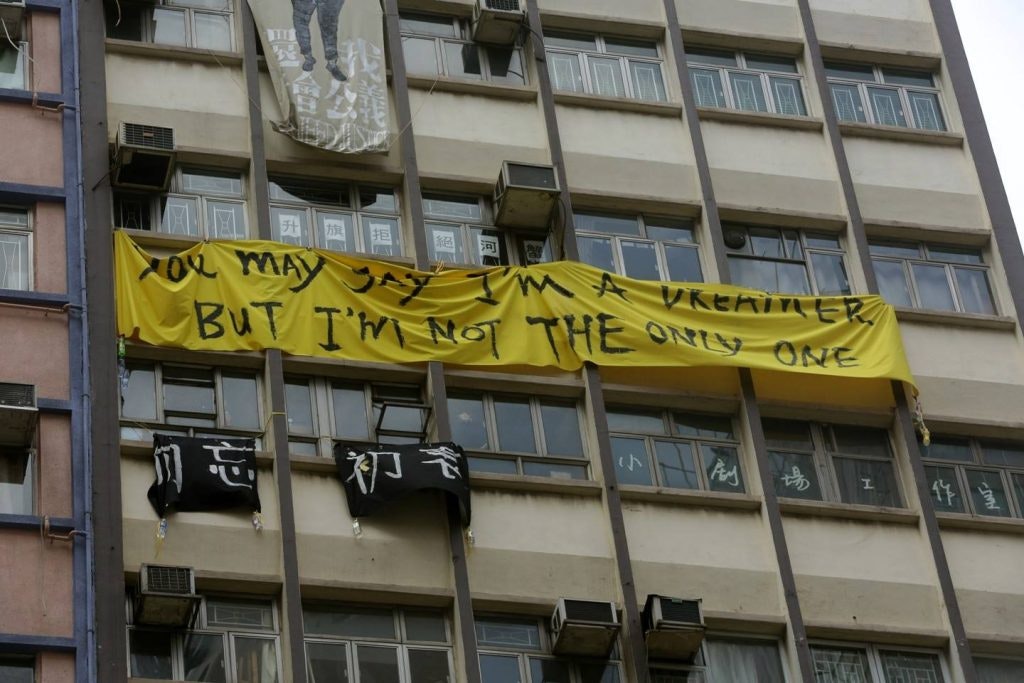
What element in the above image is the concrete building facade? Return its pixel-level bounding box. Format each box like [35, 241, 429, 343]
[79, 0, 1024, 681]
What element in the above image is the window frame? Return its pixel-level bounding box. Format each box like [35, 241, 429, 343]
[686, 48, 808, 117]
[574, 211, 704, 283]
[650, 633, 789, 681]
[545, 31, 668, 102]
[809, 640, 950, 683]
[0, 36, 29, 90]
[0, 208, 32, 292]
[725, 225, 850, 296]
[399, 11, 527, 85]
[868, 240, 996, 315]
[922, 436, 1024, 519]
[268, 177, 402, 256]
[107, 0, 236, 51]
[825, 62, 947, 131]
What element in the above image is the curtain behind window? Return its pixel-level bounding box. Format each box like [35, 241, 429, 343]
[705, 638, 785, 683]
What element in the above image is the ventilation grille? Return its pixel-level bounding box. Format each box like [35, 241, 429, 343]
[145, 565, 193, 594]
[485, 0, 520, 10]
[658, 598, 701, 624]
[563, 599, 614, 623]
[0, 383, 34, 408]
[121, 123, 175, 151]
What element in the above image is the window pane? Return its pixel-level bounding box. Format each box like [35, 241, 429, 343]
[207, 201, 246, 239]
[222, 374, 260, 430]
[289, 441, 318, 457]
[911, 263, 956, 311]
[621, 240, 660, 280]
[494, 398, 537, 453]
[547, 52, 585, 93]
[645, 221, 694, 242]
[729, 72, 769, 112]
[833, 457, 901, 507]
[270, 180, 348, 206]
[304, 605, 396, 639]
[831, 426, 890, 458]
[763, 420, 813, 450]
[925, 465, 966, 513]
[405, 611, 447, 642]
[285, 382, 314, 435]
[545, 32, 596, 50]
[479, 654, 522, 683]
[400, 14, 457, 38]
[729, 257, 809, 294]
[611, 436, 653, 486]
[748, 229, 782, 257]
[161, 196, 200, 236]
[234, 638, 278, 683]
[522, 462, 587, 479]
[629, 60, 667, 101]
[810, 252, 851, 295]
[332, 384, 369, 441]
[589, 57, 626, 97]
[106, 3, 144, 40]
[873, 259, 913, 308]
[810, 646, 874, 682]
[477, 618, 541, 649]
[879, 650, 944, 683]
[122, 365, 157, 420]
[870, 242, 921, 258]
[578, 663, 620, 683]
[409, 649, 452, 683]
[654, 440, 699, 489]
[469, 456, 518, 475]
[427, 224, 465, 263]
[908, 91, 945, 131]
[0, 450, 32, 515]
[881, 69, 933, 87]
[686, 49, 736, 67]
[689, 68, 727, 108]
[702, 445, 745, 493]
[867, 86, 908, 127]
[540, 402, 583, 457]
[769, 76, 807, 116]
[184, 633, 227, 682]
[605, 38, 659, 58]
[315, 212, 353, 252]
[130, 631, 174, 679]
[529, 658, 572, 683]
[374, 386, 425, 435]
[403, 37, 440, 76]
[578, 235, 615, 272]
[607, 409, 665, 434]
[449, 395, 490, 450]
[151, 7, 188, 46]
[662, 244, 703, 283]
[0, 44, 24, 90]
[271, 207, 310, 246]
[925, 436, 973, 462]
[673, 414, 733, 440]
[975, 657, 1024, 682]
[705, 638, 785, 683]
[806, 233, 841, 250]
[471, 228, 507, 266]
[163, 368, 215, 415]
[769, 451, 822, 501]
[824, 63, 875, 81]
[954, 267, 995, 315]
[519, 238, 552, 266]
[194, 11, 231, 51]
[444, 41, 482, 80]
[359, 188, 397, 212]
[829, 83, 868, 123]
[113, 193, 153, 231]
[487, 47, 525, 85]
[362, 216, 401, 257]
[966, 469, 1012, 517]
[306, 642, 347, 683]
[746, 54, 797, 73]
[981, 442, 1024, 467]
[576, 213, 640, 235]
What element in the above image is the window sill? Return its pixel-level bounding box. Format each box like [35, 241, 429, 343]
[695, 107, 824, 131]
[105, 38, 243, 66]
[618, 485, 761, 511]
[0, 513, 75, 532]
[290, 454, 337, 475]
[468, 472, 604, 497]
[778, 499, 919, 524]
[936, 512, 1024, 535]
[120, 439, 275, 467]
[0, 88, 63, 107]
[894, 307, 1017, 331]
[837, 121, 964, 147]
[553, 91, 683, 117]
[406, 75, 538, 102]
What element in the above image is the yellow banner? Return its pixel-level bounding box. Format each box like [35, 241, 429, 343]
[115, 232, 915, 387]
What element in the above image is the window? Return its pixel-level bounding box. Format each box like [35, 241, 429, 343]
[424, 194, 551, 267]
[119, 363, 263, 444]
[825, 63, 946, 131]
[651, 636, 786, 682]
[129, 597, 279, 682]
[269, 179, 401, 256]
[686, 48, 807, 116]
[400, 13, 525, 85]
[606, 408, 745, 494]
[304, 604, 453, 683]
[725, 226, 850, 295]
[575, 213, 703, 282]
[447, 391, 587, 480]
[764, 420, 902, 507]
[285, 378, 429, 457]
[811, 644, 946, 682]
[545, 32, 667, 102]
[869, 241, 995, 315]
[113, 168, 248, 240]
[0, 657, 34, 683]
[975, 656, 1024, 682]
[922, 436, 1024, 518]
[0, 209, 31, 291]
[0, 39, 27, 90]
[106, 0, 234, 51]
[0, 447, 33, 516]
[476, 616, 622, 683]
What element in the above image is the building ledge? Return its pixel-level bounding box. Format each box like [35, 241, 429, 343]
[937, 513, 1024, 535]
[105, 38, 242, 67]
[553, 91, 683, 117]
[696, 107, 824, 131]
[406, 75, 538, 102]
[619, 485, 761, 511]
[468, 472, 604, 497]
[894, 307, 1017, 332]
[803, 621, 948, 648]
[779, 499, 919, 524]
[838, 121, 964, 147]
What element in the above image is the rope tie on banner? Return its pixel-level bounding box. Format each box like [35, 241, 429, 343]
[465, 528, 475, 547]
[352, 519, 363, 538]
[155, 518, 168, 557]
[913, 397, 931, 447]
[252, 512, 264, 532]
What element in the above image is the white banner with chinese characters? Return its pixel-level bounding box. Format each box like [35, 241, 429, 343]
[248, 0, 390, 153]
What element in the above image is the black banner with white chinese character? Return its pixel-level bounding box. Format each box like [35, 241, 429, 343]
[147, 435, 262, 518]
[333, 442, 471, 525]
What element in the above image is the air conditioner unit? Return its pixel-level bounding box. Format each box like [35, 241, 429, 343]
[550, 598, 620, 657]
[114, 123, 176, 191]
[493, 161, 559, 230]
[134, 564, 201, 628]
[471, 0, 523, 45]
[0, 0, 25, 40]
[642, 595, 706, 661]
[0, 382, 37, 446]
